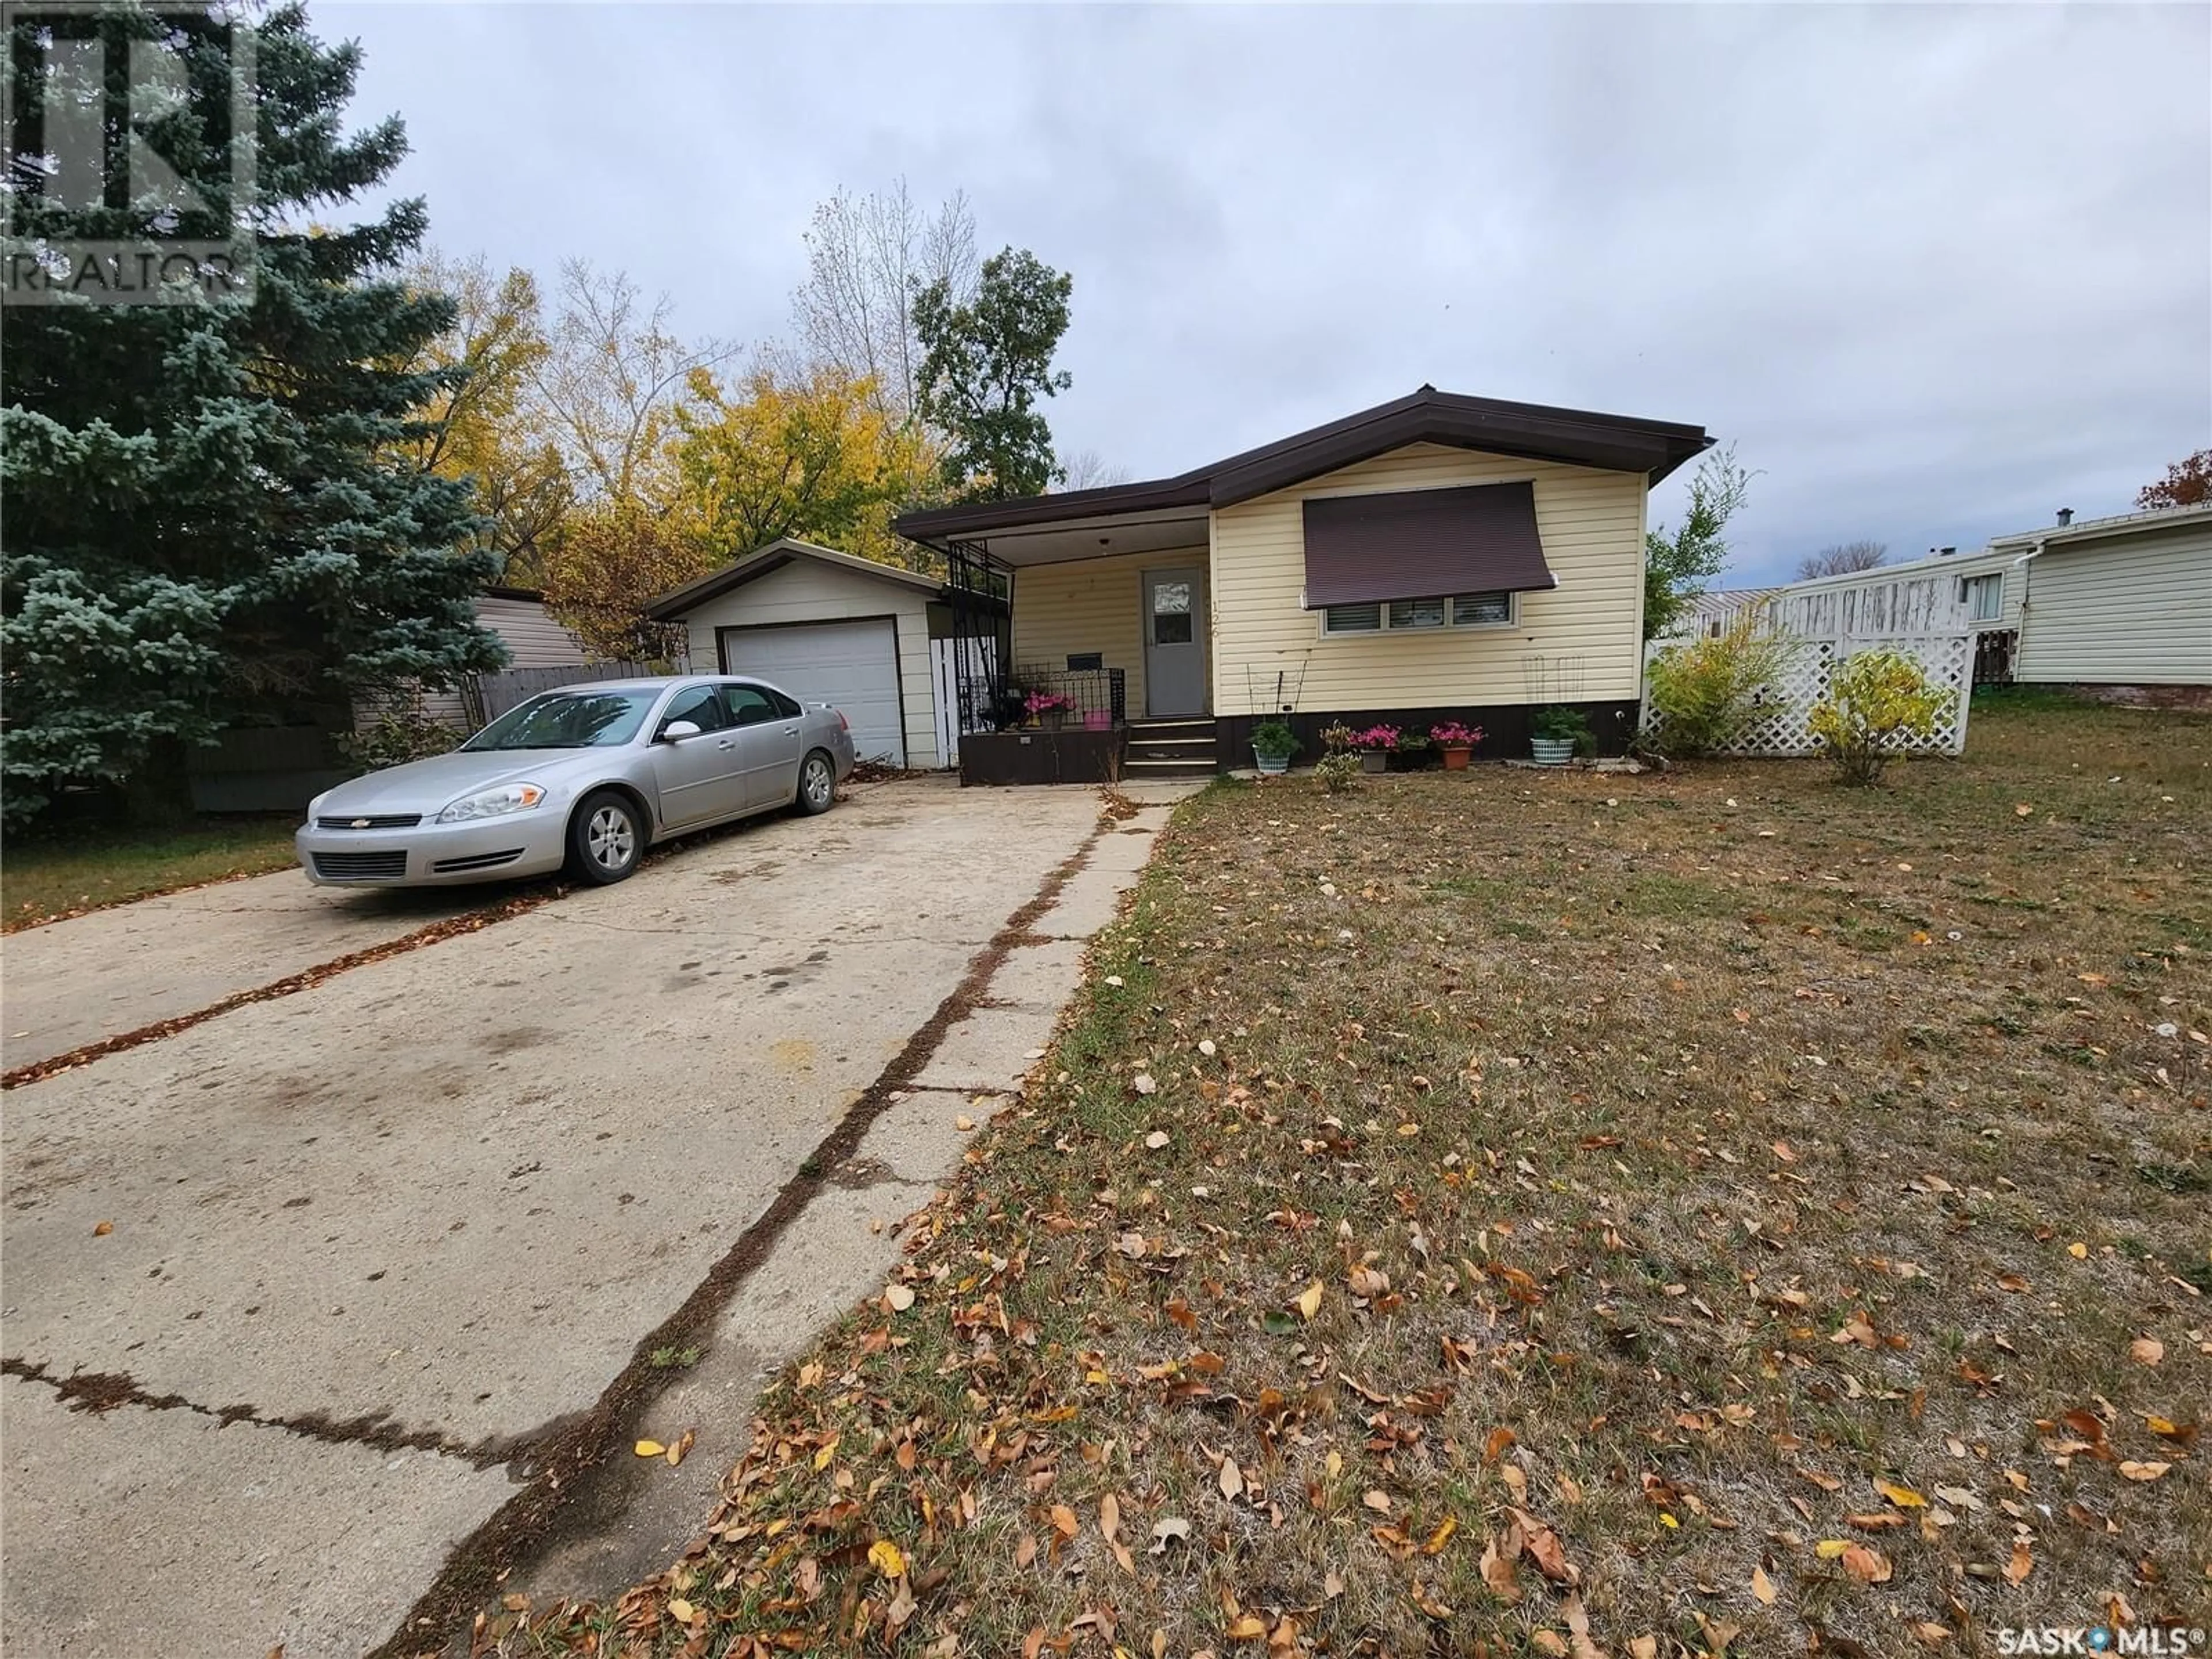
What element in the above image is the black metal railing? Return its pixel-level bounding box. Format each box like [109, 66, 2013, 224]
[1009, 665, 1126, 729]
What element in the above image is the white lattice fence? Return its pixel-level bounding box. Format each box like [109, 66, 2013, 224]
[1642, 630, 1974, 757]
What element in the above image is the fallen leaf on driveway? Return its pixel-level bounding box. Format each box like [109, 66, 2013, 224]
[634, 1439, 665, 1459]
[92, 1220, 113, 1236]
[665, 1428, 694, 1467]
[955, 1116, 976, 1131]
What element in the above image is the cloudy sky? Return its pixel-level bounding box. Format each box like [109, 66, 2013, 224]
[326, 2, 2210, 585]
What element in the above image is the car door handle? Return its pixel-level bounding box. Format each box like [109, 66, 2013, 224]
[716, 739, 735, 750]
[781, 725, 798, 736]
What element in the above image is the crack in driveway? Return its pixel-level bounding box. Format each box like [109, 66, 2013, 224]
[1, 1357, 531, 1469]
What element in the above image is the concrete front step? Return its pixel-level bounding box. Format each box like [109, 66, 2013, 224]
[1126, 717, 1218, 772]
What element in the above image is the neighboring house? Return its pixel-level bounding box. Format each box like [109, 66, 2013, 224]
[1751, 547, 2026, 684]
[645, 538, 967, 770]
[1671, 587, 1783, 640]
[417, 588, 592, 728]
[892, 385, 1711, 779]
[1991, 503, 2211, 691]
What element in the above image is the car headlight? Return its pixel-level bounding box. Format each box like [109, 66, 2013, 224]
[435, 783, 546, 823]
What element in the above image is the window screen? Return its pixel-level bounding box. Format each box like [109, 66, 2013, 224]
[1453, 591, 1513, 626]
[1323, 602, 1382, 632]
[1387, 597, 1447, 630]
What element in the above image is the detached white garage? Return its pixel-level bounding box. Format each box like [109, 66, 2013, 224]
[647, 538, 949, 768]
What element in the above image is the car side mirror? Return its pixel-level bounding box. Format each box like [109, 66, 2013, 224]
[660, 719, 702, 742]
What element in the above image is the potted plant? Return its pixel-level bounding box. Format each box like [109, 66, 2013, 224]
[1025, 690, 1074, 730]
[1349, 724, 1400, 774]
[1430, 720, 1484, 770]
[1251, 718, 1300, 775]
[1531, 706, 1591, 766]
[1392, 730, 1433, 771]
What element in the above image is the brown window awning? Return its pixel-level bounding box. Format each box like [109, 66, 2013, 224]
[1301, 482, 1555, 609]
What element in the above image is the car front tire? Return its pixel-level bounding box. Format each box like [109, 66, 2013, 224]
[795, 749, 836, 816]
[567, 789, 645, 884]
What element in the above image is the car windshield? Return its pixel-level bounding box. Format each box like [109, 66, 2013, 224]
[461, 689, 660, 751]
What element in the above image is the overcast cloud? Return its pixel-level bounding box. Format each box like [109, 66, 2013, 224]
[328, 1, 2211, 584]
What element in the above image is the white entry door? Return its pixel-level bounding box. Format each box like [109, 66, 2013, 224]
[719, 618, 905, 766]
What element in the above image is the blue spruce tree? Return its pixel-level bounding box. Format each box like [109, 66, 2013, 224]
[2, 3, 503, 823]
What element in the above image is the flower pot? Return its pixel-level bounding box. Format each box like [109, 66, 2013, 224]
[1359, 750, 1389, 774]
[1253, 748, 1291, 775]
[1040, 709, 1066, 732]
[1440, 745, 1472, 770]
[1530, 737, 1576, 766]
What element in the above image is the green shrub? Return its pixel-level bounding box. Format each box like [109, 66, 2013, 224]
[1643, 617, 1797, 758]
[1532, 706, 1596, 756]
[1808, 650, 1953, 786]
[341, 704, 458, 773]
[1313, 752, 1362, 794]
[1251, 719, 1300, 760]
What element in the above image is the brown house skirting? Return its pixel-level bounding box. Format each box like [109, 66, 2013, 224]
[960, 728, 1126, 786]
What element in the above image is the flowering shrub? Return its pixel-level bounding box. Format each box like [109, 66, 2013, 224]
[1644, 617, 1797, 758]
[1024, 690, 1073, 719]
[1808, 650, 1952, 786]
[1430, 721, 1484, 748]
[1348, 724, 1401, 750]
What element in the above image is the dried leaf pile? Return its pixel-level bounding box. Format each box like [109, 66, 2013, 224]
[503, 698, 2207, 1658]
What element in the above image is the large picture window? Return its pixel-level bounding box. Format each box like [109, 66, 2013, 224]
[1322, 590, 1517, 635]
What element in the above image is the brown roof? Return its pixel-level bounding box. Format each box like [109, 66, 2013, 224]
[893, 385, 1710, 543]
[1301, 482, 1554, 608]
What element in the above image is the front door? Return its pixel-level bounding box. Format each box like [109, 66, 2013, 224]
[1142, 568, 1205, 717]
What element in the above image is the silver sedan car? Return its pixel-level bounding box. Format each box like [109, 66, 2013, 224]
[296, 676, 857, 888]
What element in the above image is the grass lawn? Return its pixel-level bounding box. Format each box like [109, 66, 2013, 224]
[2, 815, 301, 930]
[514, 697, 2207, 1658]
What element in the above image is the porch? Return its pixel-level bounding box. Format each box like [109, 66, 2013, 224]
[922, 494, 1218, 785]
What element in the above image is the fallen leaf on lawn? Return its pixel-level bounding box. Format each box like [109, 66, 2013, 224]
[1219, 1455, 1246, 1502]
[1293, 1281, 1324, 1320]
[1479, 1533, 1522, 1602]
[1149, 1517, 1190, 1552]
[1014, 1532, 1037, 1567]
[2014, 804, 2034, 817]
[2119, 1461, 2171, 1482]
[1875, 1479, 1927, 1508]
[634, 1439, 665, 1459]
[1103, 975, 1123, 986]
[883, 1283, 915, 1312]
[1049, 1503, 1080, 1538]
[1423, 1515, 1457, 1554]
[869, 1539, 906, 1578]
[1509, 1508, 1577, 1584]
[2130, 1336, 2164, 1366]
[666, 1597, 696, 1624]
[1563, 1594, 1604, 1659]
[1362, 1489, 1392, 1513]
[1145, 1130, 1170, 1150]
[1325, 1567, 1344, 1599]
[2004, 1539, 2032, 1584]
[1226, 1613, 1267, 1641]
[1532, 1635, 1568, 1657]
[1840, 1544, 1892, 1584]
[1132, 1073, 1158, 1095]
[1751, 1565, 1776, 1605]
[2067, 1241, 2088, 1259]
[665, 1428, 694, 1467]
[1100, 1493, 1122, 1541]
[1913, 1622, 1953, 1646]
[92, 1220, 113, 1236]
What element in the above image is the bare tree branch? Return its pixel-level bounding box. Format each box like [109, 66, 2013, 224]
[1796, 539, 1890, 579]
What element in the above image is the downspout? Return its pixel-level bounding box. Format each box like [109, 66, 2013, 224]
[2010, 537, 2046, 677]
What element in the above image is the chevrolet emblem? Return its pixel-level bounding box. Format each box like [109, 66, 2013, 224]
[350, 818, 372, 829]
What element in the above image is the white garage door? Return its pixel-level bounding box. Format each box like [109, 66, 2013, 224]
[719, 619, 905, 766]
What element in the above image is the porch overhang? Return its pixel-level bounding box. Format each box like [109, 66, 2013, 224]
[897, 501, 1209, 567]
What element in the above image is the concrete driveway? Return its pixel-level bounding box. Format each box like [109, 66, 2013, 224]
[1, 778, 1176, 1657]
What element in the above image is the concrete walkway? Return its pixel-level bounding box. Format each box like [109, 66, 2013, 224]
[0, 778, 1184, 1658]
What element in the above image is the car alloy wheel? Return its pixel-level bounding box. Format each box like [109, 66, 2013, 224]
[586, 804, 636, 869]
[799, 752, 835, 815]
